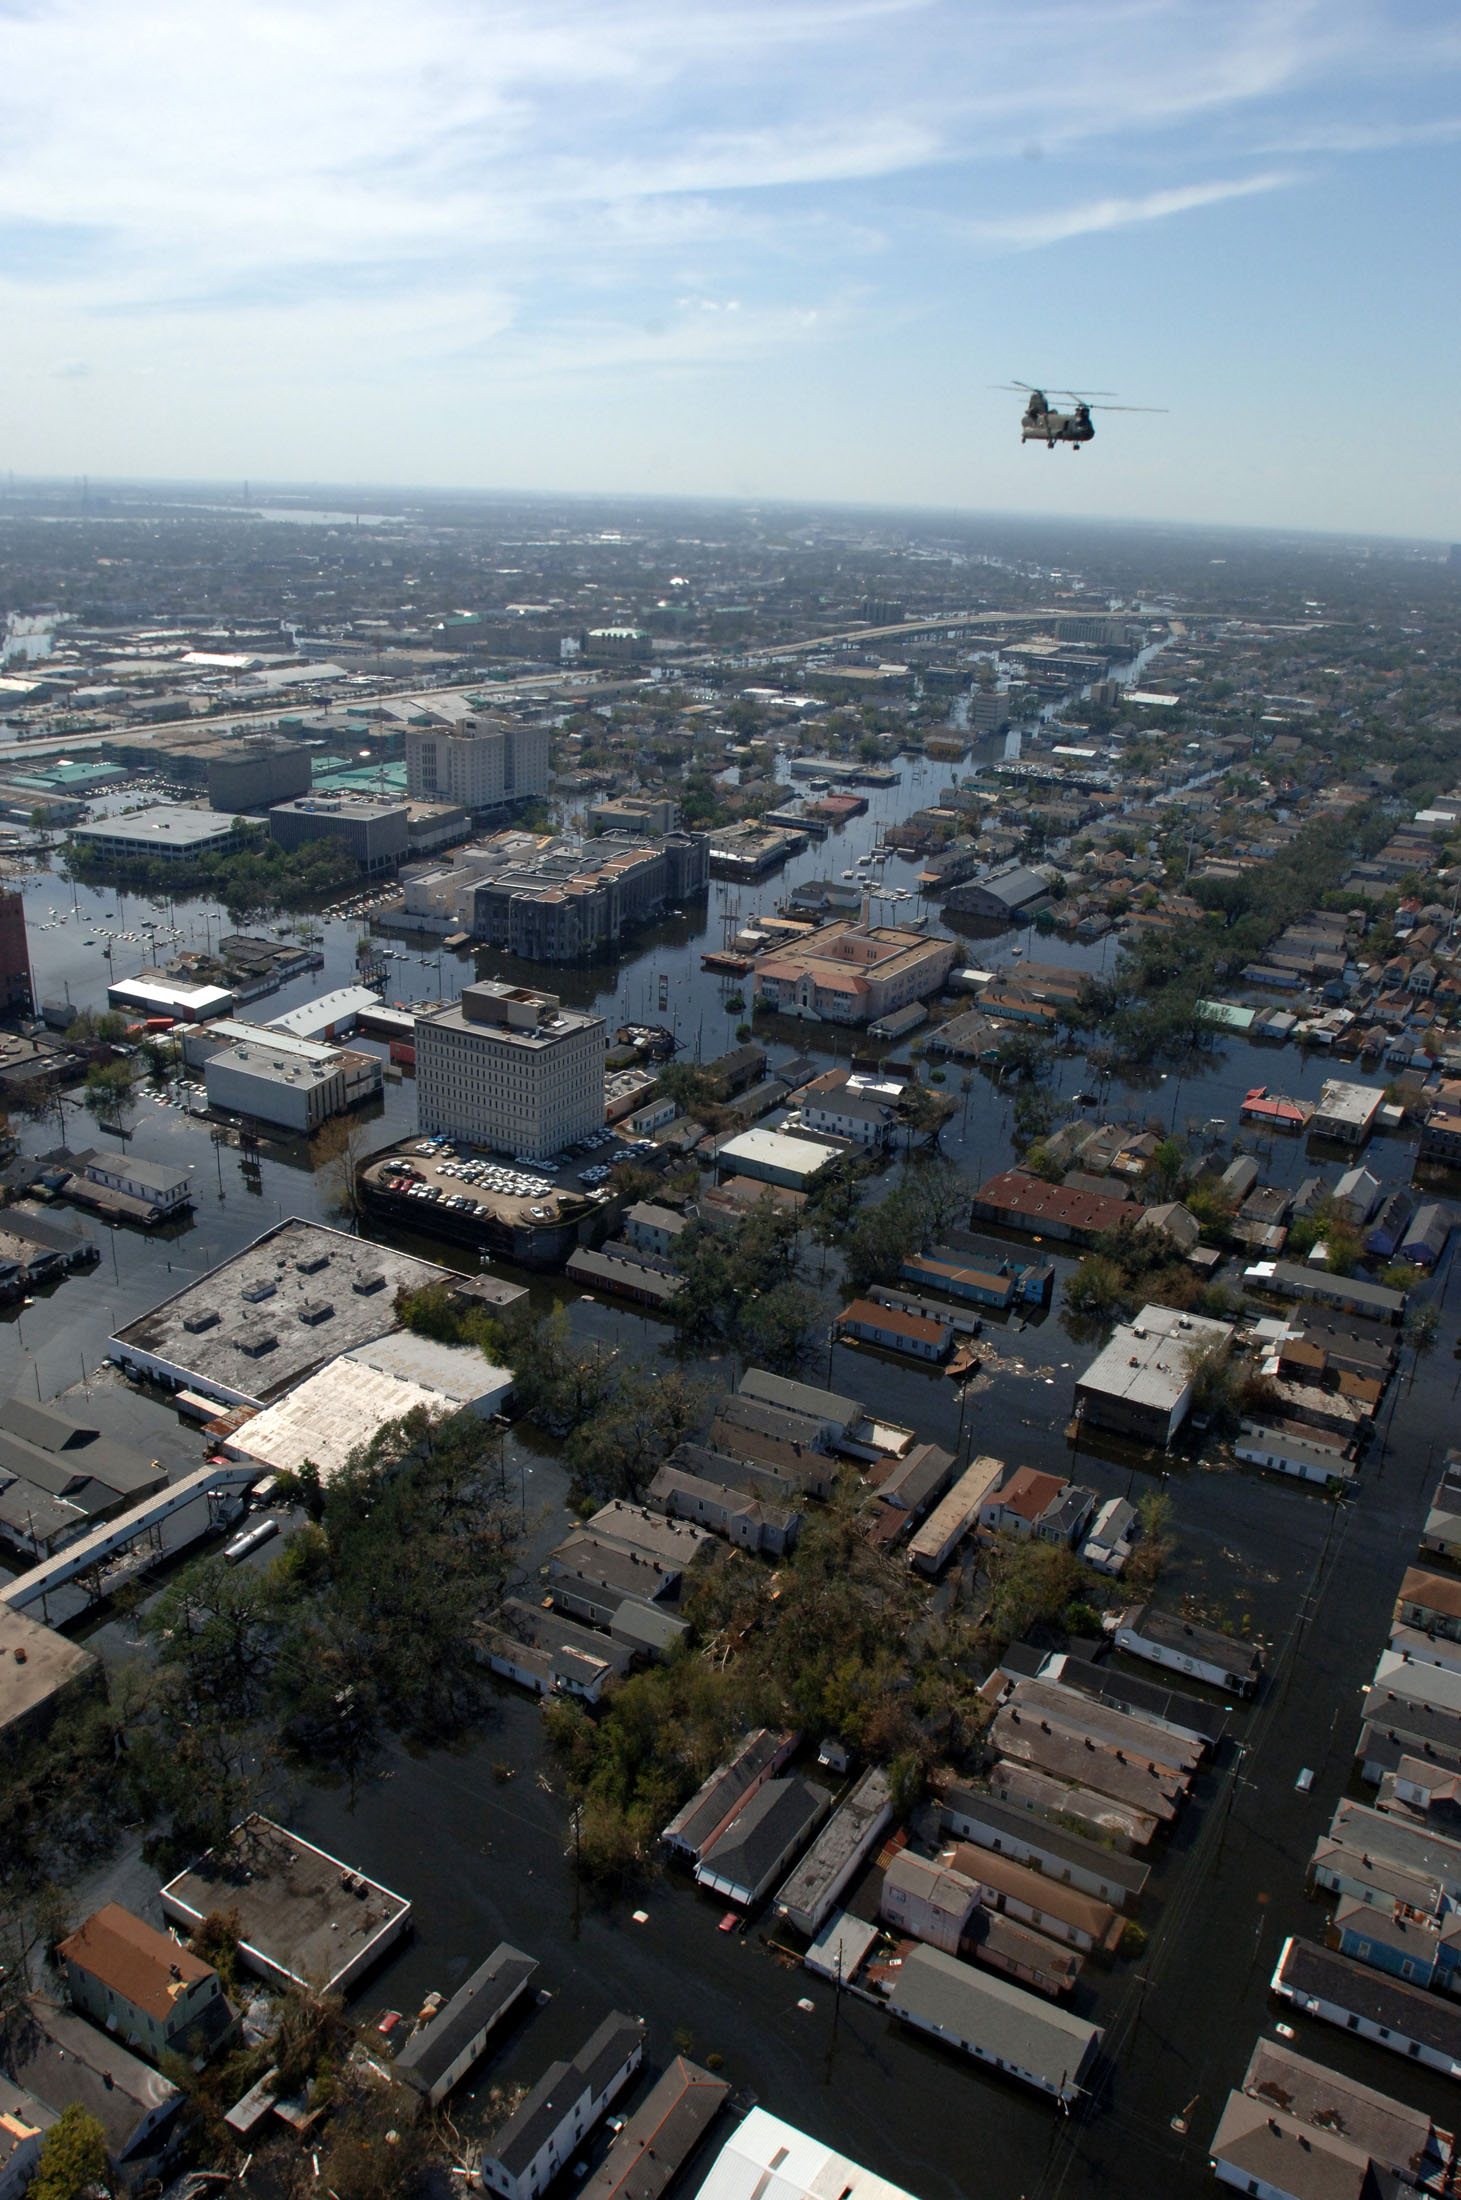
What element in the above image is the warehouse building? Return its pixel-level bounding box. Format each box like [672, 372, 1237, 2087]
[715, 1127, 841, 1190]
[73, 805, 259, 865]
[204, 1030, 381, 1132]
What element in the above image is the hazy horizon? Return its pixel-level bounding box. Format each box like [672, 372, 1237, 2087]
[4, 1, 1458, 539]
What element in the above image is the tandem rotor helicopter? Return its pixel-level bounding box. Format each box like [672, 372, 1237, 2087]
[992, 380, 1167, 449]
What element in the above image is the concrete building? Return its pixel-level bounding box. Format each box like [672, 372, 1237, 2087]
[480, 2014, 645, 2200]
[1310, 1077, 1386, 1146]
[107, 973, 234, 1023]
[416, 981, 606, 1158]
[694, 2109, 923, 2200]
[227, 1332, 512, 1482]
[109, 1219, 451, 1409]
[56, 1904, 232, 2064]
[394, 1945, 538, 2107]
[588, 794, 680, 835]
[206, 738, 310, 812]
[402, 827, 708, 957]
[407, 718, 550, 811]
[160, 1816, 411, 1997]
[72, 805, 258, 864]
[752, 918, 956, 1026]
[204, 1030, 381, 1132]
[1074, 1304, 1234, 1446]
[269, 794, 409, 872]
[0, 1607, 99, 1745]
[269, 984, 382, 1041]
[885, 1944, 1102, 2104]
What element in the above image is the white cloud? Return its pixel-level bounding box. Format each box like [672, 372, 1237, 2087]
[964, 171, 1297, 250]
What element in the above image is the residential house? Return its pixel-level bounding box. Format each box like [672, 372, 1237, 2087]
[56, 1904, 232, 2064]
[978, 1465, 1095, 1547]
[695, 1777, 832, 1906]
[395, 1946, 539, 2107]
[479, 2015, 646, 2200]
[1110, 1602, 1263, 1696]
[1397, 1567, 1461, 1644]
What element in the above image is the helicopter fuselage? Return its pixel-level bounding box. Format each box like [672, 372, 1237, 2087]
[1021, 407, 1094, 446]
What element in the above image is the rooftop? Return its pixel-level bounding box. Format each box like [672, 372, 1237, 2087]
[159, 1815, 411, 1995]
[393, 1944, 538, 2096]
[110, 1219, 451, 1407]
[0, 1607, 97, 1734]
[888, 1943, 1101, 2090]
[487, 2013, 645, 2178]
[694, 2107, 924, 2200]
[578, 2058, 729, 2200]
[1077, 1304, 1233, 1416]
[56, 1904, 215, 2023]
[74, 803, 242, 848]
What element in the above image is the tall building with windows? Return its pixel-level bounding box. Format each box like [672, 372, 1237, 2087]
[0, 888, 33, 1015]
[415, 982, 606, 1158]
[406, 718, 549, 813]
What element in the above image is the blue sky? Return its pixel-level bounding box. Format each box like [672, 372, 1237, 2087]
[2, 0, 1458, 535]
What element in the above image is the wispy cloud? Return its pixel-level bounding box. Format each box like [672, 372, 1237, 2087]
[964, 171, 1297, 250]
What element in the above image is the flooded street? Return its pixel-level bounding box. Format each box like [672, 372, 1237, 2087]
[12, 747, 1460, 2200]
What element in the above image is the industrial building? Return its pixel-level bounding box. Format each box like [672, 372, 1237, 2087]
[268, 984, 381, 1041]
[715, 1127, 841, 1190]
[108, 1219, 451, 1408]
[751, 918, 956, 1026]
[72, 805, 260, 865]
[225, 1330, 512, 1481]
[269, 794, 410, 872]
[415, 982, 607, 1158]
[108, 972, 234, 1023]
[400, 826, 709, 958]
[1074, 1304, 1234, 1446]
[203, 1028, 381, 1132]
[1310, 1076, 1386, 1146]
[406, 717, 550, 811]
[943, 862, 1053, 923]
[588, 794, 680, 835]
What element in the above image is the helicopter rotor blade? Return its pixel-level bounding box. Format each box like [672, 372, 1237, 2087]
[1048, 388, 1118, 398]
[1086, 403, 1168, 413]
[987, 383, 1037, 393]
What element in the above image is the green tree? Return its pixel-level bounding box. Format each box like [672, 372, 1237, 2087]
[28, 2103, 109, 2200]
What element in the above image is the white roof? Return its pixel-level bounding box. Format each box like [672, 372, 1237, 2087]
[694, 2109, 923, 2200]
[231, 1346, 508, 1481]
[110, 976, 234, 1016]
[269, 985, 380, 1036]
[1078, 1304, 1233, 1415]
[719, 1127, 840, 1176]
[343, 1329, 510, 1406]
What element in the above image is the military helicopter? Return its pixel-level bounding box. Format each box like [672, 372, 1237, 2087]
[993, 381, 1166, 449]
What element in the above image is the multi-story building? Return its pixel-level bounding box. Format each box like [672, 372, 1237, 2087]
[206, 739, 310, 813]
[401, 828, 708, 959]
[479, 2014, 645, 2200]
[587, 794, 680, 835]
[752, 919, 956, 1026]
[268, 795, 409, 874]
[56, 1904, 232, 2064]
[0, 889, 32, 1015]
[415, 983, 606, 1158]
[406, 718, 549, 812]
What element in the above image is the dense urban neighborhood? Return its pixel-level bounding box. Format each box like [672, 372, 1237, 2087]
[1, 485, 1461, 2200]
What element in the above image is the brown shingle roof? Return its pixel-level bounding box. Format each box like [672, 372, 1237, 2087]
[57, 1904, 215, 2024]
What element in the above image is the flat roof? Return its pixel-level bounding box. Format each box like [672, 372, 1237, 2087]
[775, 1767, 892, 1925]
[1313, 1077, 1385, 1125]
[230, 1348, 509, 1480]
[1077, 1304, 1232, 1415]
[718, 1127, 841, 1177]
[160, 1816, 410, 1995]
[0, 1608, 97, 1733]
[110, 1219, 451, 1407]
[74, 804, 239, 847]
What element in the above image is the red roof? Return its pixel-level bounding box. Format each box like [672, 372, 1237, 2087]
[972, 1169, 1129, 1233]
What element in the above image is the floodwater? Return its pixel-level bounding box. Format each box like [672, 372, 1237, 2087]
[14, 750, 1461, 2200]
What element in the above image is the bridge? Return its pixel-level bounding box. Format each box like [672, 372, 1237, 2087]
[1, 1460, 265, 1616]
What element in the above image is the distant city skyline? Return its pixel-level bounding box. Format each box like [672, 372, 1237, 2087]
[2, 0, 1458, 538]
